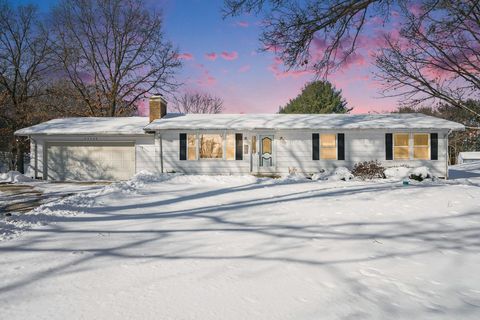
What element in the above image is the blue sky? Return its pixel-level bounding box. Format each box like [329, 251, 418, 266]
[17, 0, 400, 114]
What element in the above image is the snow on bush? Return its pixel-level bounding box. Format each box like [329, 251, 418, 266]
[384, 166, 432, 181]
[312, 167, 353, 181]
[409, 167, 431, 181]
[0, 171, 33, 183]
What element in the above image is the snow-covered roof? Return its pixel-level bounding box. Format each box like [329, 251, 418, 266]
[15, 113, 465, 136]
[458, 152, 480, 160]
[15, 117, 150, 136]
[145, 113, 465, 131]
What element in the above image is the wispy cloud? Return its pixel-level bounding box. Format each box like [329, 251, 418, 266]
[205, 52, 218, 61]
[195, 64, 217, 87]
[176, 53, 194, 60]
[220, 51, 238, 61]
[238, 64, 251, 73]
[235, 21, 249, 27]
[268, 57, 314, 79]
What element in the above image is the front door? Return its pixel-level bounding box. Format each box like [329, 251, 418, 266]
[259, 135, 274, 167]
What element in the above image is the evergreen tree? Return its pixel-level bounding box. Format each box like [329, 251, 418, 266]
[279, 81, 352, 114]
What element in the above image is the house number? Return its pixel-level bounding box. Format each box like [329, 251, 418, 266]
[84, 136, 98, 141]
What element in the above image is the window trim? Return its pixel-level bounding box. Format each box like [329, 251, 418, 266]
[320, 133, 337, 160]
[413, 133, 430, 160]
[183, 131, 245, 161]
[393, 133, 410, 160]
[392, 132, 431, 161]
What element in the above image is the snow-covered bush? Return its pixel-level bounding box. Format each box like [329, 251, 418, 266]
[311, 169, 329, 181]
[0, 171, 33, 183]
[409, 167, 431, 181]
[351, 161, 386, 180]
[311, 167, 353, 181]
[384, 166, 432, 181]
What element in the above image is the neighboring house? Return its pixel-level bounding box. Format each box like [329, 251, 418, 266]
[457, 152, 480, 164]
[15, 95, 464, 181]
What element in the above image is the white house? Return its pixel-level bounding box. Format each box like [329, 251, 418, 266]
[15, 95, 465, 181]
[457, 152, 480, 164]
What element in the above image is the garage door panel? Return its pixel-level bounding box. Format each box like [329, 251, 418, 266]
[46, 142, 135, 181]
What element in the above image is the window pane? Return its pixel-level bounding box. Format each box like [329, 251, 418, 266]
[226, 134, 235, 160]
[262, 137, 272, 154]
[321, 148, 336, 160]
[394, 146, 409, 160]
[394, 133, 409, 146]
[321, 134, 336, 147]
[414, 133, 429, 146]
[414, 147, 429, 160]
[251, 136, 256, 153]
[187, 134, 196, 160]
[200, 134, 223, 159]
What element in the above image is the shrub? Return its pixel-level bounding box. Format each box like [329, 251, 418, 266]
[409, 167, 431, 181]
[352, 161, 386, 180]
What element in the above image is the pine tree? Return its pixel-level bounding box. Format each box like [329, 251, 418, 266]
[279, 81, 352, 114]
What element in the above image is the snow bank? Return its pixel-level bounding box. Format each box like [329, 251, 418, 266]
[384, 166, 432, 180]
[311, 167, 354, 181]
[0, 171, 33, 183]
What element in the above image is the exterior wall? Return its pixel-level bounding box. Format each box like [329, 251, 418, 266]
[24, 128, 450, 180]
[25, 134, 157, 180]
[274, 129, 448, 177]
[159, 129, 450, 178]
[160, 130, 251, 174]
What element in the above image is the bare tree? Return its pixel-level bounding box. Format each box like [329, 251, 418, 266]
[173, 92, 224, 114]
[224, 0, 396, 75]
[225, 0, 480, 121]
[50, 0, 181, 117]
[0, 1, 52, 172]
[374, 2, 480, 120]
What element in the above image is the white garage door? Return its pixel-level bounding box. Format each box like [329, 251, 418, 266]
[46, 142, 135, 181]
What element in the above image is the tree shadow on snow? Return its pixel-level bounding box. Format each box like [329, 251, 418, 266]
[0, 178, 479, 318]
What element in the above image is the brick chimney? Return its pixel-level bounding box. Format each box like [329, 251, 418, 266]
[149, 94, 167, 122]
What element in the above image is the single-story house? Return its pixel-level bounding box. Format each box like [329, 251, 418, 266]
[457, 152, 480, 164]
[15, 95, 464, 181]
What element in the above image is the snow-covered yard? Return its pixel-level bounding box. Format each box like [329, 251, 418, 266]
[1, 165, 480, 319]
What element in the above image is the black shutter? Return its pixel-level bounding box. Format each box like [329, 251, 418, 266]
[312, 133, 319, 160]
[430, 133, 438, 160]
[179, 133, 187, 160]
[235, 133, 243, 160]
[337, 133, 345, 160]
[385, 133, 393, 160]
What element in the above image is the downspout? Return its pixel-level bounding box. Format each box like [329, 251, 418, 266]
[30, 136, 38, 179]
[159, 132, 164, 173]
[446, 129, 452, 179]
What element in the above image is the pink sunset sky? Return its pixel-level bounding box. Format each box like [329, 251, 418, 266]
[143, 0, 402, 115]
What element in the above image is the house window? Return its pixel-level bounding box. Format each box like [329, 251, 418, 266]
[413, 133, 429, 160]
[320, 134, 336, 160]
[187, 134, 196, 160]
[200, 134, 223, 159]
[262, 136, 272, 154]
[226, 134, 235, 160]
[251, 136, 257, 154]
[394, 133, 410, 160]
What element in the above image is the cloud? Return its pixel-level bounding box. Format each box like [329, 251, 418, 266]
[220, 51, 239, 61]
[268, 57, 314, 79]
[236, 21, 249, 27]
[238, 65, 251, 73]
[176, 53, 194, 60]
[195, 64, 217, 87]
[205, 52, 218, 61]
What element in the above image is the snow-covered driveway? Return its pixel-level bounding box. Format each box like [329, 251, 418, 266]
[1, 172, 480, 319]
